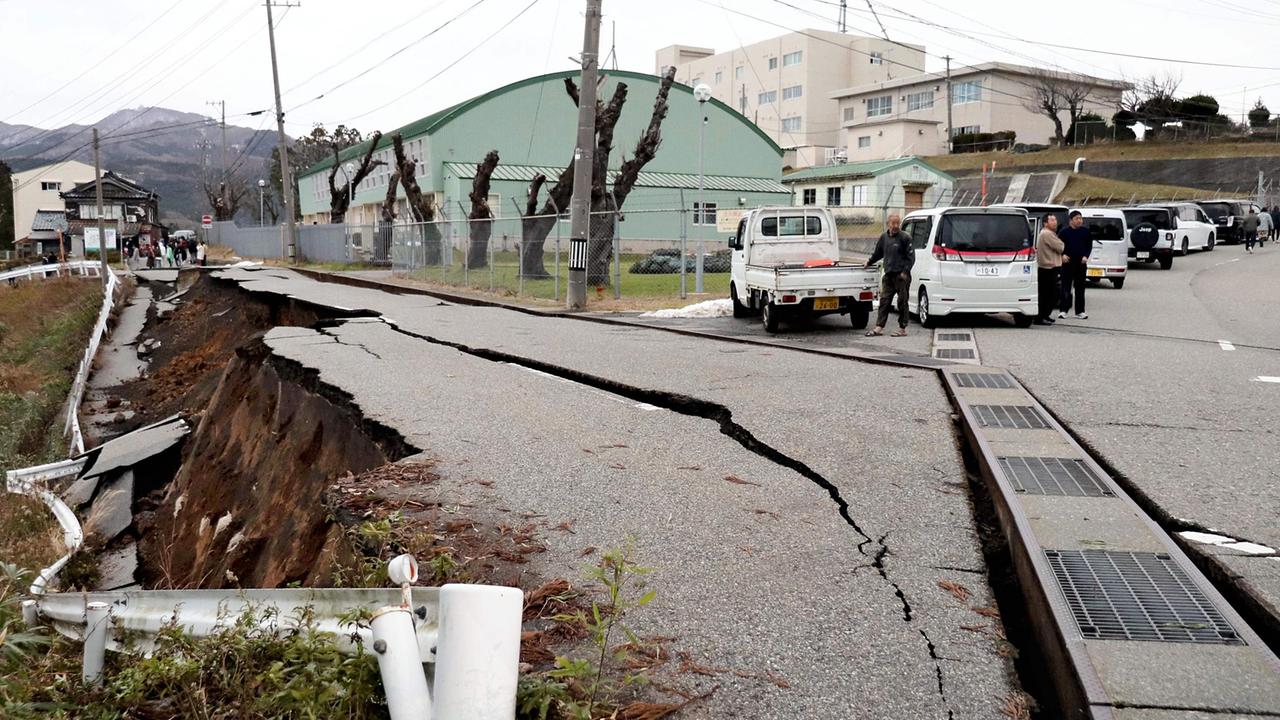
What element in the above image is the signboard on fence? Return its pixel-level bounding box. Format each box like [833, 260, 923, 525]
[716, 209, 744, 233]
[82, 227, 118, 252]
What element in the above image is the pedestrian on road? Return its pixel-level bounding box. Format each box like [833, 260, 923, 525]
[864, 213, 914, 337]
[1258, 208, 1273, 249]
[1243, 208, 1261, 253]
[1036, 213, 1065, 325]
[1058, 210, 1092, 319]
[1270, 206, 1280, 242]
[196, 240, 207, 267]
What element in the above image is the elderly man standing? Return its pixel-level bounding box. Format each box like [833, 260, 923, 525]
[863, 213, 914, 337]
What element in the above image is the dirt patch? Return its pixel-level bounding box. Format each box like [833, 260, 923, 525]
[108, 272, 328, 431]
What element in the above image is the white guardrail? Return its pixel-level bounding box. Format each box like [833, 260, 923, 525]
[5, 263, 524, 719]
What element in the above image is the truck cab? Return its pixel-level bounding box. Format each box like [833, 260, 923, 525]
[729, 207, 880, 333]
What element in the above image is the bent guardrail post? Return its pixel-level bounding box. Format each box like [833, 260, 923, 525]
[83, 601, 110, 684]
[21, 600, 38, 628]
[433, 583, 523, 720]
[375, 553, 432, 720]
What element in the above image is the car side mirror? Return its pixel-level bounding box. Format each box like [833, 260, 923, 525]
[728, 236, 739, 250]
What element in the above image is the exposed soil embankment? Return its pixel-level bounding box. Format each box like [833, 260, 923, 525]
[122, 272, 418, 588]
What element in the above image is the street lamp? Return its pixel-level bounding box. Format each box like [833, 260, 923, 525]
[693, 82, 712, 294]
[257, 179, 266, 226]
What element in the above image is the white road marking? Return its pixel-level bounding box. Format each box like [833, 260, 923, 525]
[1255, 376, 1280, 383]
[1218, 340, 1235, 351]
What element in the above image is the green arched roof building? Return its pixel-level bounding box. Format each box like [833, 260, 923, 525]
[296, 70, 790, 238]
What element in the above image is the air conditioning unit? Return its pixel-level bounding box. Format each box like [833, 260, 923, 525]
[833, 150, 848, 164]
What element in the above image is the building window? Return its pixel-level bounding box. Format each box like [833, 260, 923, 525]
[953, 80, 982, 104]
[857, 136, 871, 148]
[768, 57, 778, 70]
[81, 204, 122, 220]
[802, 188, 816, 205]
[951, 125, 981, 137]
[906, 90, 934, 111]
[781, 116, 802, 132]
[757, 90, 777, 105]
[870, 52, 883, 65]
[843, 107, 856, 122]
[866, 95, 892, 117]
[735, 65, 744, 79]
[826, 187, 842, 206]
[693, 201, 718, 226]
[40, 181, 61, 191]
[782, 84, 803, 100]
[783, 51, 803, 66]
[851, 185, 869, 205]
[714, 70, 722, 84]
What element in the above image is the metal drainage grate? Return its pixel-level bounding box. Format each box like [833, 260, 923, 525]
[936, 348, 976, 359]
[999, 456, 1114, 497]
[1046, 550, 1243, 645]
[937, 332, 972, 342]
[972, 404, 1049, 429]
[954, 372, 1015, 389]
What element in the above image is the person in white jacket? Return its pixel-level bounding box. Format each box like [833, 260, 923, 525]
[1258, 206, 1273, 249]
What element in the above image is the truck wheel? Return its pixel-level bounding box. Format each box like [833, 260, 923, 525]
[1159, 254, 1173, 270]
[730, 283, 749, 318]
[918, 288, 938, 329]
[762, 302, 780, 333]
[849, 302, 871, 330]
[1112, 278, 1125, 289]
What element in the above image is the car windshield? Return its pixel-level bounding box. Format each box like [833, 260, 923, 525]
[760, 215, 823, 237]
[938, 213, 1031, 252]
[1083, 217, 1125, 241]
[1123, 209, 1172, 230]
[1198, 202, 1232, 220]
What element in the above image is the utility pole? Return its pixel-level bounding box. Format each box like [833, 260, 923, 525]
[92, 128, 108, 283]
[266, 1, 300, 262]
[838, 0, 847, 32]
[944, 56, 954, 153]
[567, 0, 601, 310]
[207, 100, 227, 214]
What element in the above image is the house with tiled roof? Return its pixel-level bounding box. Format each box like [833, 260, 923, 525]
[60, 171, 161, 255]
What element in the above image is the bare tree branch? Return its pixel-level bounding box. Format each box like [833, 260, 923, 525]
[613, 66, 676, 208]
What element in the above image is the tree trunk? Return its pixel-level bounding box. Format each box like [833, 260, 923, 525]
[520, 162, 574, 277]
[328, 130, 383, 224]
[466, 151, 499, 269]
[392, 133, 442, 265]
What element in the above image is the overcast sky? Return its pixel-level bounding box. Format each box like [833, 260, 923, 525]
[4, 0, 1280, 137]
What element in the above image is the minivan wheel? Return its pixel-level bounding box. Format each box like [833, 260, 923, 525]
[1180, 237, 1189, 255]
[1014, 313, 1034, 328]
[762, 301, 780, 333]
[1207, 234, 1216, 251]
[918, 288, 938, 329]
[730, 283, 749, 318]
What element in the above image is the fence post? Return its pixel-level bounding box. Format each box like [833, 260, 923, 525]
[511, 199, 524, 297]
[432, 584, 523, 720]
[551, 198, 561, 302]
[679, 188, 688, 299]
[371, 607, 432, 720]
[83, 601, 110, 684]
[456, 203, 469, 289]
[612, 211, 621, 300]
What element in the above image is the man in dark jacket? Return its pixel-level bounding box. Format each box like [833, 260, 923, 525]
[1058, 210, 1092, 319]
[1270, 206, 1280, 242]
[864, 213, 914, 337]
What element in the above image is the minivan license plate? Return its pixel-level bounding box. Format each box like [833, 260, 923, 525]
[975, 264, 1000, 276]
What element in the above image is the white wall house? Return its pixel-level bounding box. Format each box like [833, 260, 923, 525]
[10, 160, 96, 247]
[831, 62, 1127, 161]
[656, 30, 925, 169]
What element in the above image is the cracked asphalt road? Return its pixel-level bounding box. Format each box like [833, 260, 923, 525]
[214, 267, 1020, 719]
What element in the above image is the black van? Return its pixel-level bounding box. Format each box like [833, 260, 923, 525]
[1195, 200, 1261, 244]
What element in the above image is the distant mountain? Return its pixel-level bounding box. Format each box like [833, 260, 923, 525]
[1, 107, 281, 228]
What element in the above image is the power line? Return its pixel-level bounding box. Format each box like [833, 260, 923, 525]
[335, 0, 543, 124]
[286, 0, 491, 113]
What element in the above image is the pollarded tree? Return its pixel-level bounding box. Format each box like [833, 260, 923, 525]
[520, 67, 677, 284]
[466, 151, 500, 269]
[327, 130, 383, 223]
[390, 133, 444, 265]
[1249, 99, 1271, 129]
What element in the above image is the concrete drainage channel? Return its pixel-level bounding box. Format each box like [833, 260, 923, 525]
[299, 269, 1280, 717]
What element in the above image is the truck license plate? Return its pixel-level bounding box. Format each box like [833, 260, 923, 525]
[1087, 267, 1105, 277]
[975, 264, 1001, 276]
[813, 297, 839, 310]
[1136, 251, 1150, 259]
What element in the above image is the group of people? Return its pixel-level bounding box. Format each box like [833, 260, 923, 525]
[124, 235, 207, 268]
[1036, 211, 1093, 325]
[1239, 207, 1277, 253]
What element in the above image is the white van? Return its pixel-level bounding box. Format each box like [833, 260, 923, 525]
[1071, 208, 1129, 289]
[901, 207, 1038, 328]
[1143, 203, 1216, 254]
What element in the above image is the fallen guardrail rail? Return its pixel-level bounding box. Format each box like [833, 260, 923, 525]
[8, 459, 522, 720]
[0, 259, 105, 284]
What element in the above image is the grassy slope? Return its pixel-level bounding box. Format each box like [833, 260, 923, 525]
[924, 140, 1280, 174]
[1056, 174, 1207, 205]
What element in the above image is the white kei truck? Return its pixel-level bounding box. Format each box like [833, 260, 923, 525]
[728, 207, 881, 333]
